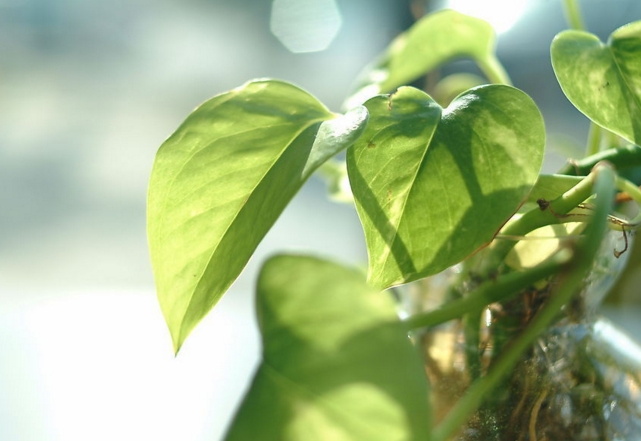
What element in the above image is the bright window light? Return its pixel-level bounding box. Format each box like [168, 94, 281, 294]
[446, 0, 528, 34]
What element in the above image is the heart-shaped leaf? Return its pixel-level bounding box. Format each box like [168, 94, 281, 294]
[345, 9, 507, 109]
[147, 80, 368, 352]
[224, 254, 431, 441]
[347, 85, 545, 288]
[551, 21, 641, 144]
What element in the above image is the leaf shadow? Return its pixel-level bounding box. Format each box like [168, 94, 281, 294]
[225, 317, 430, 440]
[347, 160, 418, 279]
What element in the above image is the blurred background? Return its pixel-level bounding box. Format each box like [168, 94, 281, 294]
[2, 0, 641, 440]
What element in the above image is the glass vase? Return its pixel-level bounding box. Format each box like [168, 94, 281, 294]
[402, 226, 641, 441]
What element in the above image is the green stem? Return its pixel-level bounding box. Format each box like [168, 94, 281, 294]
[607, 130, 622, 149]
[562, 0, 586, 31]
[583, 122, 624, 159]
[558, 144, 641, 176]
[585, 122, 602, 157]
[463, 311, 482, 381]
[477, 55, 512, 86]
[480, 171, 597, 273]
[616, 177, 641, 227]
[431, 163, 616, 441]
[618, 176, 641, 206]
[403, 255, 568, 330]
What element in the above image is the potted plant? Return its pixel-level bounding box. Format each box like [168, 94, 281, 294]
[147, 2, 641, 439]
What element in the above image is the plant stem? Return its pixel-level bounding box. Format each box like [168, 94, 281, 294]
[480, 171, 597, 272]
[463, 311, 482, 381]
[583, 122, 623, 159]
[431, 163, 616, 441]
[616, 177, 641, 227]
[618, 176, 641, 206]
[477, 55, 512, 85]
[585, 122, 602, 157]
[403, 255, 568, 330]
[558, 144, 641, 176]
[562, 0, 586, 31]
[607, 130, 622, 149]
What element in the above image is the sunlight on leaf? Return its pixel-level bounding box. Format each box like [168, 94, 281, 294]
[504, 222, 585, 270]
[345, 9, 506, 109]
[224, 254, 431, 441]
[552, 21, 641, 144]
[147, 80, 368, 352]
[347, 85, 544, 288]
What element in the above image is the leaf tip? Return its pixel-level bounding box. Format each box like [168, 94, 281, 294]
[172, 339, 183, 356]
[164, 314, 191, 356]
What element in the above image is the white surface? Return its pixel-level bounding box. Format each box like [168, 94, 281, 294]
[0, 288, 259, 441]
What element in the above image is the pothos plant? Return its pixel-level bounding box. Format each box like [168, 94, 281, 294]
[147, 3, 641, 440]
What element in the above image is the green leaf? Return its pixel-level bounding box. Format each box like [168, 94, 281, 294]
[147, 79, 368, 352]
[224, 254, 430, 441]
[347, 85, 545, 288]
[504, 222, 584, 270]
[551, 21, 641, 144]
[345, 9, 507, 109]
[317, 159, 354, 203]
[432, 73, 487, 107]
